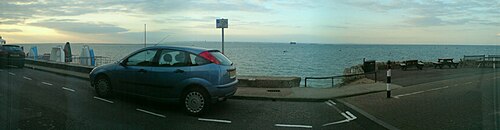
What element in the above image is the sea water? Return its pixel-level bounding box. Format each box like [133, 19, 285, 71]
[19, 42, 499, 88]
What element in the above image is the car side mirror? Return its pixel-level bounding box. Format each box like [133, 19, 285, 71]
[120, 61, 127, 67]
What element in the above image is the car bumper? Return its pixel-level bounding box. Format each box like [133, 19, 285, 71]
[211, 79, 238, 102]
[0, 57, 24, 66]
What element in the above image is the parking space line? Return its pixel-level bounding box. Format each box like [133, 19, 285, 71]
[324, 100, 336, 107]
[275, 124, 312, 129]
[23, 76, 32, 80]
[465, 82, 473, 84]
[322, 119, 350, 126]
[345, 111, 357, 120]
[136, 108, 166, 118]
[62, 87, 75, 92]
[8, 72, 15, 76]
[341, 113, 351, 120]
[394, 86, 449, 98]
[198, 118, 231, 124]
[93, 96, 114, 104]
[41, 82, 53, 86]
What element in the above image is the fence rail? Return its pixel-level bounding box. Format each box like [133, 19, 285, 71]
[304, 72, 377, 88]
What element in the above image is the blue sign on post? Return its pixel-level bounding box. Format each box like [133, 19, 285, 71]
[216, 18, 228, 54]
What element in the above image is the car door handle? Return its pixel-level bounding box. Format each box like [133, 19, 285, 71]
[138, 69, 147, 73]
[174, 69, 184, 73]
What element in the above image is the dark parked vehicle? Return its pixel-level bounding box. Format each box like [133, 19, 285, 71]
[0, 45, 25, 68]
[89, 46, 238, 115]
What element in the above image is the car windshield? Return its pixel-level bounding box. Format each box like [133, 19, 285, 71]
[1, 1, 499, 130]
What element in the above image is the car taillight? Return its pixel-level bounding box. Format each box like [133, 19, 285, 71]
[199, 51, 220, 64]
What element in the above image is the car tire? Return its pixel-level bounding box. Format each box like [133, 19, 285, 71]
[182, 87, 210, 116]
[95, 76, 112, 98]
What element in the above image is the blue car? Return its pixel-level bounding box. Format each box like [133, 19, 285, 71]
[89, 46, 238, 115]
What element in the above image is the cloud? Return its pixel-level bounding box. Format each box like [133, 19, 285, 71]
[30, 20, 128, 34]
[132, 0, 272, 14]
[340, 1, 500, 27]
[0, 19, 24, 25]
[0, 29, 23, 32]
[405, 16, 443, 26]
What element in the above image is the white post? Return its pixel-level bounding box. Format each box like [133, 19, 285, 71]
[494, 57, 496, 69]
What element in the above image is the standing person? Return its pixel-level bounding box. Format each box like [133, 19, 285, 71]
[0, 36, 6, 44]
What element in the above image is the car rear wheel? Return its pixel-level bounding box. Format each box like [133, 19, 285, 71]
[95, 76, 112, 97]
[182, 87, 210, 116]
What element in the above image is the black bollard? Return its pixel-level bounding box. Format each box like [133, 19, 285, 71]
[387, 60, 392, 98]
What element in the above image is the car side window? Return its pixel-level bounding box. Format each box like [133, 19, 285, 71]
[190, 54, 210, 66]
[158, 50, 190, 67]
[126, 49, 158, 66]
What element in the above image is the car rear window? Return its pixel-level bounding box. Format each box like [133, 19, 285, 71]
[209, 51, 233, 66]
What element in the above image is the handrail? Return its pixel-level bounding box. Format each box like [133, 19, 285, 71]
[304, 71, 377, 88]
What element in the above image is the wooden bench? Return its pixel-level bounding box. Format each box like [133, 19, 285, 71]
[400, 60, 423, 71]
[481, 55, 500, 68]
[433, 58, 458, 69]
[461, 55, 485, 67]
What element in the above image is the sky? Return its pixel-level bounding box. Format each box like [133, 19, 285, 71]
[0, 0, 499, 45]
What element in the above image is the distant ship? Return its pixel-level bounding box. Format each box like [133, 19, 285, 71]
[290, 41, 297, 44]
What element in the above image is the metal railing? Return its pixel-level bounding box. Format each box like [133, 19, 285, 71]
[304, 72, 377, 88]
[26, 55, 113, 67]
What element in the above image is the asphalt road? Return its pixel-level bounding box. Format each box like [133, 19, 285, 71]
[344, 68, 500, 129]
[367, 67, 497, 87]
[0, 67, 382, 130]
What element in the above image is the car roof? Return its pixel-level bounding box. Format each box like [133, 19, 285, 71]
[141, 45, 219, 54]
[0, 45, 21, 47]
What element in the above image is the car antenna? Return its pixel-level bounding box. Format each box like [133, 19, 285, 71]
[154, 34, 171, 46]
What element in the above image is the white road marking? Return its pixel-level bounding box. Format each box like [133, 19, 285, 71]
[341, 113, 351, 120]
[325, 101, 334, 107]
[275, 124, 312, 129]
[62, 87, 75, 92]
[327, 100, 336, 105]
[322, 119, 350, 126]
[23, 76, 32, 80]
[136, 108, 166, 118]
[41, 82, 53, 86]
[465, 82, 473, 84]
[8, 72, 15, 76]
[345, 111, 357, 120]
[93, 96, 114, 104]
[393, 86, 449, 98]
[198, 118, 231, 124]
[322, 111, 358, 126]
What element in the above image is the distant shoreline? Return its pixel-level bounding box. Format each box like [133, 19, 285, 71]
[9, 41, 500, 46]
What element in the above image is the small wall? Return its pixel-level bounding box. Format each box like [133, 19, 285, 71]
[24, 59, 94, 73]
[342, 64, 366, 84]
[237, 76, 301, 88]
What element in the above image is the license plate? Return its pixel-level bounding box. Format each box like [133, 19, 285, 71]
[10, 54, 19, 57]
[229, 70, 236, 79]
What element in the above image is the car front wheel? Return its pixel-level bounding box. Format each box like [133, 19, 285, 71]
[95, 76, 112, 97]
[182, 87, 210, 116]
